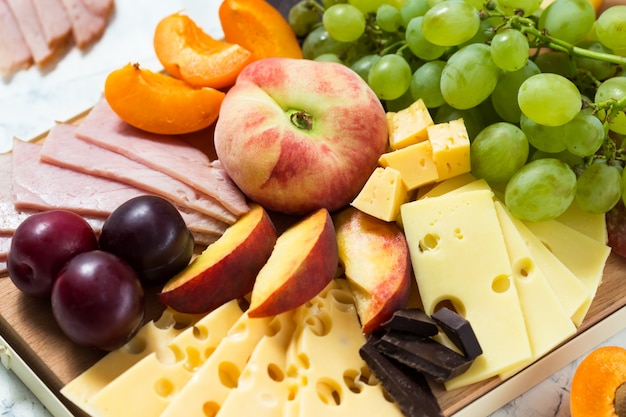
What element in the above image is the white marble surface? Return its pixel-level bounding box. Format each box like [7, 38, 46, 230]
[1, 1, 626, 416]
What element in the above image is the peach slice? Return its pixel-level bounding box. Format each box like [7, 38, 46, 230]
[159, 204, 276, 314]
[334, 207, 412, 333]
[247, 208, 338, 318]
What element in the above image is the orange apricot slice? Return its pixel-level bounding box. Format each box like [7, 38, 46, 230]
[570, 345, 626, 417]
[219, 0, 303, 61]
[153, 12, 253, 89]
[104, 63, 225, 135]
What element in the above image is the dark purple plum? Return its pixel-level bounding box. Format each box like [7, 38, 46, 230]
[98, 195, 194, 284]
[7, 210, 98, 298]
[51, 250, 144, 351]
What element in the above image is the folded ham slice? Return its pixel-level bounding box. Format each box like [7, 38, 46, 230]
[60, 0, 111, 48]
[41, 123, 237, 224]
[12, 139, 226, 244]
[6, 0, 53, 64]
[76, 98, 250, 217]
[32, 0, 72, 49]
[0, 152, 32, 235]
[0, 0, 32, 73]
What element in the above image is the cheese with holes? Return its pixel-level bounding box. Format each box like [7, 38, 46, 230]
[427, 118, 471, 181]
[494, 201, 577, 379]
[401, 189, 531, 389]
[85, 301, 244, 417]
[351, 166, 408, 222]
[386, 98, 433, 150]
[378, 141, 439, 191]
[60, 308, 202, 414]
[284, 279, 404, 416]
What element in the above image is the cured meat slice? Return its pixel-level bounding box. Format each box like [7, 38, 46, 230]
[76, 98, 250, 216]
[0, 0, 32, 73]
[6, 0, 54, 64]
[32, 0, 72, 48]
[11, 139, 227, 242]
[80, 0, 113, 16]
[41, 123, 237, 224]
[60, 0, 109, 48]
[0, 152, 31, 235]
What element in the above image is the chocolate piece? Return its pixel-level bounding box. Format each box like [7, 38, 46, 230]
[376, 330, 473, 383]
[381, 308, 439, 336]
[431, 307, 482, 360]
[360, 337, 443, 417]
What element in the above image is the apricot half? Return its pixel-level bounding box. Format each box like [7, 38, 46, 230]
[104, 63, 225, 135]
[154, 12, 253, 89]
[570, 345, 626, 417]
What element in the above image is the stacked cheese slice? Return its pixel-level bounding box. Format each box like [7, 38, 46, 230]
[401, 174, 611, 389]
[61, 280, 405, 417]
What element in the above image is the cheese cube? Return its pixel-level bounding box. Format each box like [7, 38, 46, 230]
[427, 118, 471, 181]
[378, 141, 439, 191]
[386, 98, 434, 150]
[351, 167, 409, 222]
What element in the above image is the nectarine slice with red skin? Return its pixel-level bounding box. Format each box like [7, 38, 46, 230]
[159, 204, 277, 314]
[104, 63, 225, 135]
[154, 12, 253, 89]
[247, 208, 338, 318]
[334, 207, 412, 333]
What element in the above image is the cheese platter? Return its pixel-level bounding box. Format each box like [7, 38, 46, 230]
[2, 0, 626, 416]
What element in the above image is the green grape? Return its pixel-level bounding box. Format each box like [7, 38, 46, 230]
[440, 43, 501, 110]
[574, 40, 619, 81]
[322, 0, 346, 7]
[302, 25, 351, 60]
[421, 1, 481, 47]
[410, 60, 446, 108]
[505, 158, 577, 222]
[435, 104, 485, 140]
[376, 4, 402, 32]
[470, 122, 529, 184]
[496, 0, 542, 15]
[490, 29, 529, 72]
[460, 18, 495, 47]
[491, 60, 541, 123]
[323, 4, 366, 43]
[518, 73, 582, 126]
[623, 166, 626, 206]
[288, 1, 320, 37]
[562, 112, 606, 157]
[314, 53, 343, 63]
[595, 5, 626, 52]
[405, 16, 447, 60]
[368, 54, 412, 100]
[595, 76, 626, 135]
[520, 114, 567, 153]
[400, 0, 430, 27]
[350, 54, 381, 81]
[538, 0, 595, 45]
[576, 161, 622, 214]
[348, 0, 384, 13]
[533, 51, 578, 78]
[530, 149, 585, 167]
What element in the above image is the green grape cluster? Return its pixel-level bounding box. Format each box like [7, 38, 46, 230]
[288, 0, 626, 222]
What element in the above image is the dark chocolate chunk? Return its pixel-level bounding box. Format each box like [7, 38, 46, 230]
[360, 338, 444, 417]
[431, 307, 482, 360]
[381, 308, 439, 337]
[375, 330, 473, 383]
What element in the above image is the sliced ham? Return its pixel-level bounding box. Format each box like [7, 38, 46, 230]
[6, 0, 54, 64]
[80, 0, 113, 16]
[0, 0, 32, 73]
[60, 0, 110, 48]
[76, 98, 250, 216]
[41, 123, 237, 224]
[11, 139, 227, 244]
[32, 0, 72, 49]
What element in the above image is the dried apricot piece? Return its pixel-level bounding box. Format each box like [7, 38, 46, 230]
[154, 12, 253, 89]
[104, 63, 225, 135]
[219, 0, 303, 61]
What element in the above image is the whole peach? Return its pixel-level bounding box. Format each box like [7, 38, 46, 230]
[214, 57, 388, 215]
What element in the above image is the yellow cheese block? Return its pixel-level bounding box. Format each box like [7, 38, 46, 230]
[378, 141, 439, 191]
[60, 308, 202, 414]
[427, 118, 471, 181]
[494, 201, 577, 379]
[284, 279, 404, 416]
[84, 301, 243, 417]
[555, 200, 607, 244]
[351, 166, 409, 222]
[523, 219, 611, 325]
[386, 98, 433, 150]
[401, 189, 531, 390]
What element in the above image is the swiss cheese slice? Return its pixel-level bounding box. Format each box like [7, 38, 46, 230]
[401, 189, 532, 389]
[555, 199, 608, 244]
